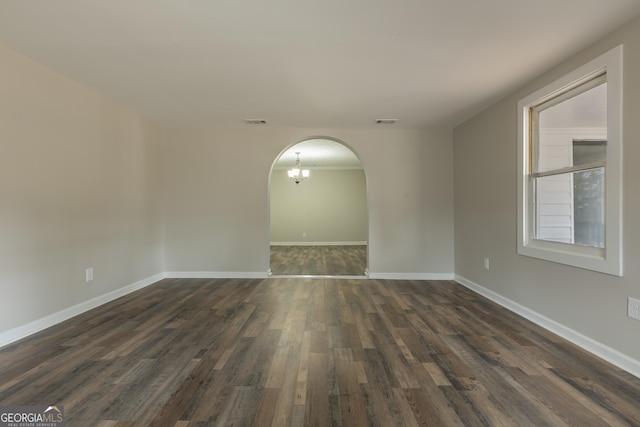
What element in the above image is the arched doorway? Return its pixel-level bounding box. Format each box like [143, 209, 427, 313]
[268, 138, 368, 277]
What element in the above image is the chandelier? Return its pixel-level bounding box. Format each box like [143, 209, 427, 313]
[287, 152, 310, 184]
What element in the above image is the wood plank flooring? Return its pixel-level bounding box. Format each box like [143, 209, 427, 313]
[270, 245, 367, 276]
[1, 278, 639, 426]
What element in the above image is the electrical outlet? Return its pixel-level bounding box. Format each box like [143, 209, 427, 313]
[483, 257, 490, 270]
[302, 232, 307, 238]
[628, 297, 640, 321]
[86, 267, 94, 282]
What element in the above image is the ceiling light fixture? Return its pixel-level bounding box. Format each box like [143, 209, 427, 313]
[288, 152, 310, 184]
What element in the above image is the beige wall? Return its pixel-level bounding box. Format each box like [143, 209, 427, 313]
[453, 16, 640, 363]
[164, 128, 454, 277]
[270, 169, 367, 244]
[0, 44, 165, 338]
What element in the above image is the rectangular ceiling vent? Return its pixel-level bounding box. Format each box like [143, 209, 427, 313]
[375, 118, 398, 125]
[244, 119, 268, 125]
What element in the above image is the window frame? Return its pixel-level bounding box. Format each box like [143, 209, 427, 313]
[517, 45, 623, 276]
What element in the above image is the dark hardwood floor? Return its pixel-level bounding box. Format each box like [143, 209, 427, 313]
[1, 278, 639, 426]
[270, 245, 367, 276]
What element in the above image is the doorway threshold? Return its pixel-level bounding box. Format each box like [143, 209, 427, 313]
[269, 274, 369, 280]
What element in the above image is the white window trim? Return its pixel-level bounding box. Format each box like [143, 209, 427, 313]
[517, 45, 623, 276]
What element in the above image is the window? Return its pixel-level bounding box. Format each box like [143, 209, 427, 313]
[517, 46, 623, 276]
[572, 139, 606, 248]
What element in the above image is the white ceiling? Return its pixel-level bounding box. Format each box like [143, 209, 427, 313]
[1, 1, 639, 129]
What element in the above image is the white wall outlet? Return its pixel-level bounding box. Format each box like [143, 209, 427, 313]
[628, 297, 640, 321]
[483, 257, 490, 270]
[302, 232, 307, 238]
[85, 267, 94, 282]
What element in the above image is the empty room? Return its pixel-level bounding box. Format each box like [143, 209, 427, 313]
[1, 1, 640, 425]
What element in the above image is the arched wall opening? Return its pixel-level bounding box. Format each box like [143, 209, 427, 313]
[268, 137, 369, 277]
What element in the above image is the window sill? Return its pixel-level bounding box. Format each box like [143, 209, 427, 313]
[518, 240, 621, 276]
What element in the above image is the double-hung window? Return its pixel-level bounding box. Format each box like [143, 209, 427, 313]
[517, 46, 623, 276]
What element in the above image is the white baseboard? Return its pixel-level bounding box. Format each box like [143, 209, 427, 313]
[166, 271, 452, 281]
[0, 272, 166, 348]
[164, 271, 269, 279]
[270, 241, 367, 246]
[455, 274, 640, 379]
[368, 272, 454, 280]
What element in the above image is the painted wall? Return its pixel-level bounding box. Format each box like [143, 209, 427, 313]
[0, 44, 165, 337]
[270, 168, 367, 244]
[453, 16, 640, 363]
[164, 128, 454, 278]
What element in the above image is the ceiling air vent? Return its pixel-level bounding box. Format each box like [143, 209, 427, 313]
[244, 119, 268, 125]
[375, 118, 398, 125]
